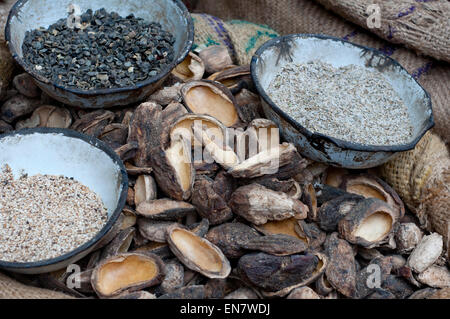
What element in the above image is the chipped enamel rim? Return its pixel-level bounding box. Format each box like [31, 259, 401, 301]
[251, 34, 434, 153]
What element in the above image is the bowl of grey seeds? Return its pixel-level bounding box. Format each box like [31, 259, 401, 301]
[0, 128, 128, 274]
[251, 34, 434, 169]
[5, 0, 194, 108]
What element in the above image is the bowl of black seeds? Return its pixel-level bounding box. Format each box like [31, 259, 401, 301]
[251, 34, 434, 169]
[5, 0, 194, 108]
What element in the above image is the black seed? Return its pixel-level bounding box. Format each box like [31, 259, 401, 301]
[21, 7, 175, 91]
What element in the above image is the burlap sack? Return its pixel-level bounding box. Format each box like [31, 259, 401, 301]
[315, 0, 450, 63]
[224, 20, 279, 65]
[192, 14, 279, 66]
[381, 132, 450, 257]
[191, 13, 237, 60]
[194, 0, 450, 146]
[0, 272, 73, 299]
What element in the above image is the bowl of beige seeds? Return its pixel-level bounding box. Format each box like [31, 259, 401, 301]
[0, 128, 128, 274]
[251, 34, 434, 169]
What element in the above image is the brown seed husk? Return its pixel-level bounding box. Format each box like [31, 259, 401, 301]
[234, 89, 263, 123]
[134, 175, 157, 206]
[181, 80, 240, 127]
[166, 225, 231, 279]
[205, 222, 261, 259]
[100, 227, 136, 262]
[394, 222, 423, 254]
[92, 214, 125, 251]
[204, 278, 228, 299]
[317, 194, 364, 232]
[120, 207, 137, 230]
[229, 143, 301, 179]
[252, 177, 302, 199]
[295, 221, 326, 250]
[99, 123, 128, 149]
[36, 105, 72, 128]
[171, 52, 205, 82]
[148, 83, 183, 106]
[161, 133, 195, 201]
[315, 184, 349, 206]
[91, 253, 165, 298]
[170, 113, 227, 147]
[229, 183, 308, 225]
[427, 288, 450, 299]
[133, 242, 173, 261]
[128, 102, 193, 200]
[71, 110, 115, 137]
[237, 252, 319, 293]
[381, 275, 415, 299]
[71, 269, 94, 294]
[409, 288, 438, 299]
[315, 273, 334, 296]
[259, 252, 328, 297]
[324, 167, 349, 187]
[16, 105, 73, 130]
[338, 198, 398, 248]
[193, 123, 240, 170]
[1, 95, 41, 123]
[0, 41, 14, 102]
[417, 265, 450, 288]
[133, 230, 150, 247]
[191, 175, 233, 225]
[253, 217, 304, 241]
[125, 162, 153, 176]
[340, 174, 405, 219]
[225, 287, 259, 299]
[115, 142, 138, 162]
[188, 218, 210, 238]
[287, 286, 321, 299]
[324, 232, 357, 298]
[138, 219, 180, 243]
[194, 161, 220, 177]
[207, 65, 251, 92]
[0, 120, 13, 133]
[240, 234, 308, 256]
[301, 183, 318, 221]
[127, 101, 162, 167]
[136, 199, 196, 221]
[407, 232, 443, 273]
[198, 45, 233, 74]
[158, 285, 206, 299]
[366, 289, 396, 299]
[157, 260, 185, 295]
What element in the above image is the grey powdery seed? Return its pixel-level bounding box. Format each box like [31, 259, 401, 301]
[0, 165, 108, 263]
[267, 61, 414, 146]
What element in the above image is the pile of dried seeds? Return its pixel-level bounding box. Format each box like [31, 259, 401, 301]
[267, 61, 414, 146]
[22, 8, 175, 90]
[0, 45, 448, 300]
[0, 165, 108, 262]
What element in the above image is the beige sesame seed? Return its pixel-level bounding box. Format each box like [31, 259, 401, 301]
[0, 165, 108, 263]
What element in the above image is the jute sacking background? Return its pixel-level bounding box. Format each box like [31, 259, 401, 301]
[315, 0, 450, 63]
[381, 132, 450, 259]
[0, 272, 74, 299]
[193, 0, 450, 146]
